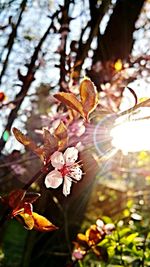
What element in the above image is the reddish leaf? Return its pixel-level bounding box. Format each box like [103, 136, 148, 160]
[54, 92, 84, 118]
[80, 78, 98, 120]
[86, 225, 101, 246]
[68, 108, 79, 122]
[17, 213, 35, 230]
[23, 202, 33, 215]
[54, 121, 67, 140]
[54, 121, 68, 150]
[17, 212, 58, 231]
[0, 190, 56, 233]
[23, 192, 41, 204]
[32, 212, 58, 232]
[8, 189, 26, 209]
[77, 234, 89, 249]
[12, 127, 44, 160]
[12, 207, 24, 217]
[77, 233, 88, 243]
[12, 202, 33, 217]
[43, 129, 58, 162]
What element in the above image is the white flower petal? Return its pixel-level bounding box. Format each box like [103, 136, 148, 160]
[63, 176, 72, 196]
[45, 170, 63, 188]
[96, 219, 104, 229]
[64, 147, 78, 165]
[71, 166, 82, 181]
[51, 151, 65, 169]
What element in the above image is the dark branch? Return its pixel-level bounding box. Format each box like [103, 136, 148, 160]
[0, 7, 63, 154]
[74, 0, 111, 77]
[58, 0, 70, 91]
[93, 0, 145, 62]
[0, 0, 27, 85]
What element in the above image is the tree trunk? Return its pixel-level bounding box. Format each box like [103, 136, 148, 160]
[93, 0, 145, 62]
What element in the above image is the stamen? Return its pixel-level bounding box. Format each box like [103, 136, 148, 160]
[70, 177, 78, 183]
[60, 165, 70, 176]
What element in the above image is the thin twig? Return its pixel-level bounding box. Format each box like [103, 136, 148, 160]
[117, 98, 150, 118]
[0, 93, 36, 109]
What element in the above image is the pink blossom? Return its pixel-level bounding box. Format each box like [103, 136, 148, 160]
[72, 248, 85, 260]
[45, 147, 82, 196]
[69, 120, 85, 138]
[96, 219, 115, 235]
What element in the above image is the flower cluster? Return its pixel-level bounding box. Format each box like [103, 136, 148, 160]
[45, 147, 82, 196]
[72, 219, 115, 261]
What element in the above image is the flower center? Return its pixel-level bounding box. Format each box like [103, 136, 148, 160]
[60, 165, 70, 176]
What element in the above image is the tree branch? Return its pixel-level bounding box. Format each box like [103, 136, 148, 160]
[0, 0, 27, 85]
[93, 0, 145, 62]
[58, 0, 70, 91]
[0, 7, 64, 154]
[74, 0, 111, 77]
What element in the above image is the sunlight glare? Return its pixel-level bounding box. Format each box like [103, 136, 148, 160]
[110, 107, 150, 155]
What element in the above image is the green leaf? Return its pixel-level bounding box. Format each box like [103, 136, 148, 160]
[127, 199, 133, 209]
[120, 233, 138, 245]
[123, 209, 130, 217]
[107, 245, 116, 258]
[98, 238, 109, 247]
[102, 216, 113, 224]
[2, 220, 28, 267]
[132, 245, 143, 257]
[118, 227, 131, 238]
[78, 260, 84, 267]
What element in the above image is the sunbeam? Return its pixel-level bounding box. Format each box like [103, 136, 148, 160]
[111, 107, 150, 155]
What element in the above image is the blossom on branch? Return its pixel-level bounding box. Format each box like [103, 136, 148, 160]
[45, 147, 82, 196]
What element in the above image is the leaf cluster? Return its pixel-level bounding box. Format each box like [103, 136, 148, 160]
[0, 189, 58, 232]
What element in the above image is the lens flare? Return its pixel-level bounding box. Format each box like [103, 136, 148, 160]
[93, 114, 117, 157]
[110, 107, 150, 155]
